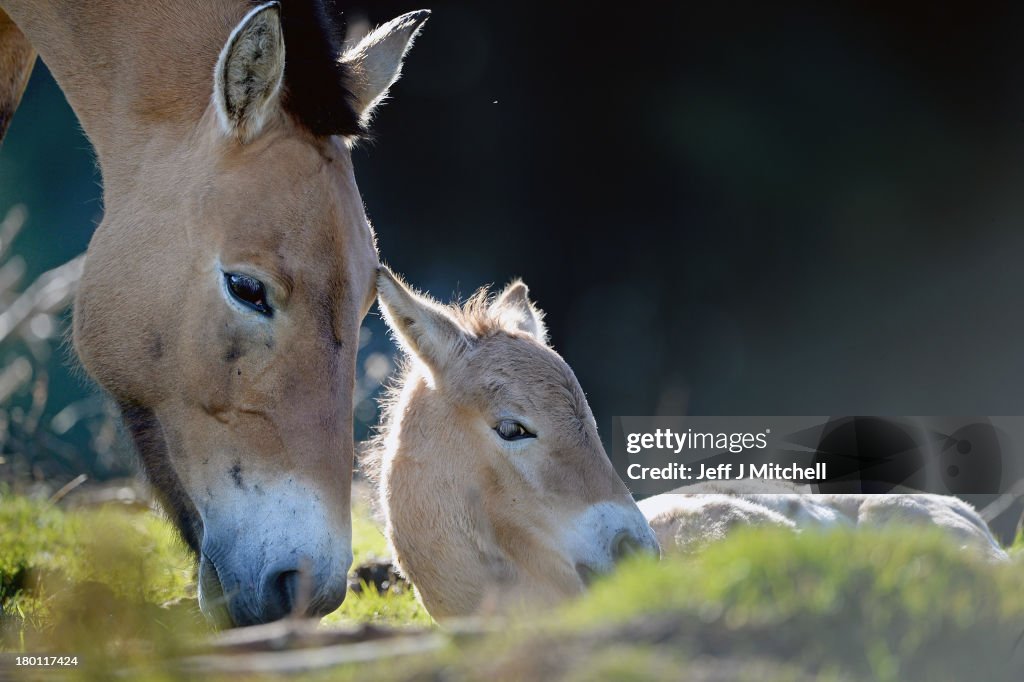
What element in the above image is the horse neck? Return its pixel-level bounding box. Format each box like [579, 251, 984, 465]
[1, 0, 244, 166]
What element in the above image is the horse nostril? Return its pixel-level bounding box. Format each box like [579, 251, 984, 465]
[261, 566, 346, 622]
[262, 568, 301, 620]
[275, 569, 300, 613]
[612, 531, 642, 563]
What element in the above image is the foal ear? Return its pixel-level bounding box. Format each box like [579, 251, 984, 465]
[213, 2, 286, 142]
[377, 266, 468, 373]
[492, 281, 547, 343]
[341, 10, 430, 126]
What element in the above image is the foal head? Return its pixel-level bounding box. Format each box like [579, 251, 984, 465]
[71, 3, 428, 626]
[370, 268, 659, 619]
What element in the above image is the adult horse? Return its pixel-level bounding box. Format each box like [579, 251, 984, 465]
[0, 1, 428, 627]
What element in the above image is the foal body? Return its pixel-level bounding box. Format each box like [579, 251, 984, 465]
[641, 486, 1007, 561]
[369, 275, 1007, 616]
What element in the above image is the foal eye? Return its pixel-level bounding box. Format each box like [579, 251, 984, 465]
[225, 273, 271, 316]
[495, 419, 535, 442]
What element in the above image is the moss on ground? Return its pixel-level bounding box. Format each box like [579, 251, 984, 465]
[3, 492, 1024, 681]
[0, 494, 427, 649]
[322, 503, 430, 628]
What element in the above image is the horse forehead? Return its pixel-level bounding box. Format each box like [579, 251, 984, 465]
[214, 146, 367, 275]
[210, 132, 359, 219]
[219, 210, 347, 271]
[471, 338, 590, 421]
[217, 126, 350, 175]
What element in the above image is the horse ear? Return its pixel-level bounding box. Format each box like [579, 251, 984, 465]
[377, 266, 468, 373]
[213, 2, 286, 142]
[341, 10, 430, 126]
[492, 281, 547, 343]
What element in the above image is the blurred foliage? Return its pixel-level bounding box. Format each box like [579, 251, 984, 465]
[0, 493, 77, 634]
[0, 493, 426, 659]
[300, 529, 1024, 682]
[0, 204, 126, 490]
[4, 511, 1023, 681]
[0, 491, 196, 645]
[558, 529, 1024, 680]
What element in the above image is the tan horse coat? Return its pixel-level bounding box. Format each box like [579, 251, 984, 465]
[368, 268, 659, 619]
[0, 0, 428, 626]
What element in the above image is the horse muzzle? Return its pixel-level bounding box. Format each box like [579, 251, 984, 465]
[567, 500, 661, 586]
[195, 480, 353, 627]
[199, 548, 350, 627]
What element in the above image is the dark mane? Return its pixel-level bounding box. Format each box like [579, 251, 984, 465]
[271, 0, 362, 137]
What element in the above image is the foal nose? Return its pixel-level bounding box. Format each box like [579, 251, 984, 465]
[611, 528, 661, 564]
[257, 562, 347, 623]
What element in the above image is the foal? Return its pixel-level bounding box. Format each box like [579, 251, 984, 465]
[367, 268, 659, 619]
[369, 271, 1007, 618]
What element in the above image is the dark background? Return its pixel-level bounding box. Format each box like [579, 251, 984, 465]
[2, 1, 1024, 480]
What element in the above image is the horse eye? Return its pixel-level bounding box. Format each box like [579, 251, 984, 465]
[225, 273, 271, 316]
[495, 419, 534, 442]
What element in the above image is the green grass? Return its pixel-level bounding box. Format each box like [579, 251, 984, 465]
[0, 495, 193, 635]
[322, 503, 431, 628]
[555, 528, 1024, 681]
[0, 494, 76, 631]
[330, 527, 1024, 682]
[3, 493, 1024, 681]
[0, 493, 429, 654]
[0, 492, 201, 652]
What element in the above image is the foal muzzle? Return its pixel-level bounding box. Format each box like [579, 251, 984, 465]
[567, 500, 661, 585]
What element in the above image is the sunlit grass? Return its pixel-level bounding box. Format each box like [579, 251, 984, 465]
[322, 502, 431, 628]
[552, 527, 1024, 682]
[0, 492, 429, 655]
[324, 580, 431, 628]
[3, 492, 1023, 681]
[0, 494, 78, 636]
[300, 527, 1024, 682]
[0, 492, 199, 651]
